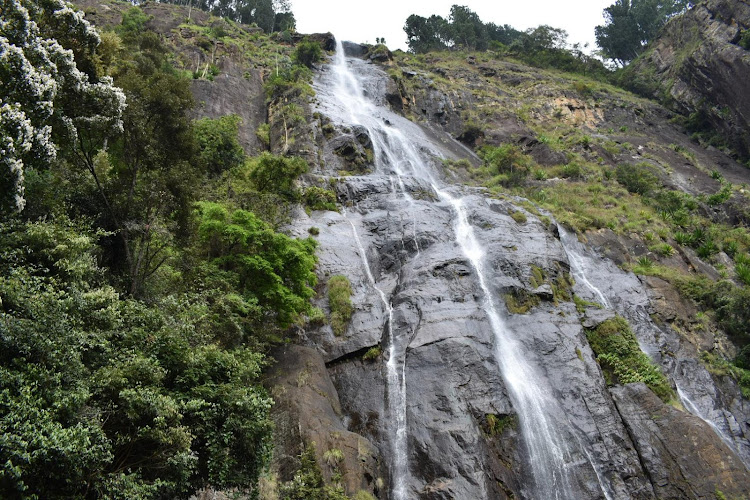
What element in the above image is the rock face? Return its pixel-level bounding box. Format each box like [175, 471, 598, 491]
[627, 0, 750, 158]
[612, 383, 750, 499]
[265, 345, 383, 497]
[270, 46, 750, 499]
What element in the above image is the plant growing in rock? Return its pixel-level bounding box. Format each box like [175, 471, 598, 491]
[363, 346, 382, 361]
[586, 317, 673, 401]
[328, 275, 353, 336]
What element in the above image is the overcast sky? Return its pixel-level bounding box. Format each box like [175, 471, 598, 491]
[293, 0, 614, 53]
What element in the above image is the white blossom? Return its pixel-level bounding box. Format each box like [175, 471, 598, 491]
[0, 0, 125, 213]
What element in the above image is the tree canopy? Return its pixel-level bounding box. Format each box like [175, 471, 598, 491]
[0, 0, 125, 214]
[595, 0, 692, 66]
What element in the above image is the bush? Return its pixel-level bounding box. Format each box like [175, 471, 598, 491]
[279, 443, 348, 500]
[740, 29, 750, 50]
[0, 220, 274, 498]
[615, 162, 660, 195]
[248, 152, 308, 200]
[328, 275, 353, 336]
[586, 317, 673, 401]
[303, 186, 338, 212]
[194, 115, 245, 175]
[479, 144, 533, 187]
[195, 201, 318, 327]
[293, 39, 323, 68]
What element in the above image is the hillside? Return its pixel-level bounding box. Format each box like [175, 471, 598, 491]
[2, 0, 750, 499]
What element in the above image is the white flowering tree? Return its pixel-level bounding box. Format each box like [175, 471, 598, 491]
[0, 0, 126, 213]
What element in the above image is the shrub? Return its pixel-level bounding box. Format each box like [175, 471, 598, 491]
[194, 115, 245, 175]
[328, 275, 353, 336]
[504, 289, 540, 314]
[248, 152, 308, 200]
[485, 413, 517, 436]
[195, 201, 318, 327]
[586, 317, 673, 401]
[479, 144, 533, 187]
[509, 209, 527, 224]
[303, 186, 338, 212]
[363, 345, 382, 361]
[561, 162, 583, 179]
[293, 39, 323, 68]
[615, 162, 660, 195]
[736, 262, 750, 286]
[740, 29, 750, 50]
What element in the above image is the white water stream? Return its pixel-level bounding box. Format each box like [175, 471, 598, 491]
[558, 226, 749, 468]
[321, 41, 610, 499]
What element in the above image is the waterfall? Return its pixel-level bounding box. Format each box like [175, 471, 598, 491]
[559, 226, 611, 309]
[557, 225, 750, 468]
[319, 40, 609, 499]
[345, 212, 408, 497]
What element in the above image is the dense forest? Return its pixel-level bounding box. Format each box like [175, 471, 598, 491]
[1, 0, 749, 498]
[0, 0, 324, 496]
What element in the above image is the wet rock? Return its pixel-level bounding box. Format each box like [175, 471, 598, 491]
[329, 133, 374, 174]
[612, 383, 750, 498]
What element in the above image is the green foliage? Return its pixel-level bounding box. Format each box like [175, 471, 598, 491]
[615, 162, 660, 195]
[257, 123, 271, 148]
[509, 209, 527, 224]
[0, 0, 125, 214]
[479, 144, 533, 187]
[264, 64, 313, 101]
[595, 0, 691, 66]
[118, 6, 150, 37]
[195, 201, 318, 327]
[701, 352, 750, 399]
[740, 30, 750, 50]
[194, 115, 246, 175]
[248, 152, 308, 201]
[303, 186, 338, 212]
[0, 219, 273, 498]
[363, 346, 382, 361]
[328, 275, 353, 336]
[504, 289, 541, 314]
[293, 39, 323, 68]
[574, 294, 602, 313]
[485, 413, 517, 436]
[279, 443, 348, 500]
[586, 317, 674, 401]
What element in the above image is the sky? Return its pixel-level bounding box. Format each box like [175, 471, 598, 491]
[293, 0, 614, 53]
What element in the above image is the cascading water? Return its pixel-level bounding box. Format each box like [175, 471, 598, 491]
[319, 40, 610, 499]
[345, 211, 407, 499]
[559, 226, 611, 309]
[558, 225, 750, 468]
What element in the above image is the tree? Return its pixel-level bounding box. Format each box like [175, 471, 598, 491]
[0, 218, 275, 498]
[404, 14, 452, 53]
[293, 38, 323, 68]
[0, 0, 125, 215]
[595, 0, 692, 66]
[195, 201, 318, 327]
[194, 114, 246, 175]
[449, 5, 487, 50]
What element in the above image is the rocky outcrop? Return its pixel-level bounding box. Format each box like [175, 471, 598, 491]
[265, 345, 383, 497]
[626, 0, 750, 158]
[612, 383, 750, 499]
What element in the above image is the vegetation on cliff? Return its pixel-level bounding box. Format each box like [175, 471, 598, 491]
[0, 1, 320, 497]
